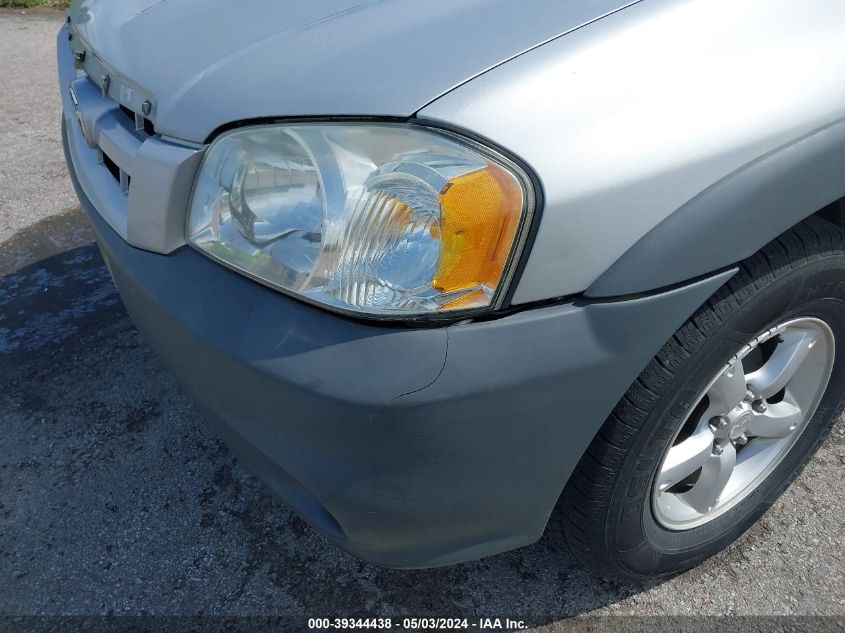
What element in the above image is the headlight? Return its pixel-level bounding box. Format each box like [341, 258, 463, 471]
[188, 123, 534, 318]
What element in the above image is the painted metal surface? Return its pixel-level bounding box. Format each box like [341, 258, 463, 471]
[420, 0, 845, 302]
[67, 0, 638, 143]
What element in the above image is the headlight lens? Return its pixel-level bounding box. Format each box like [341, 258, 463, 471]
[188, 123, 534, 317]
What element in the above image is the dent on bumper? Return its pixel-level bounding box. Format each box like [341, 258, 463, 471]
[64, 120, 735, 568]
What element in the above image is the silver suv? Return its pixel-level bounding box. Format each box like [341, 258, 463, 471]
[59, 0, 845, 580]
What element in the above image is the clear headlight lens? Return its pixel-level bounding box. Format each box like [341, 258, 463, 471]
[188, 123, 534, 317]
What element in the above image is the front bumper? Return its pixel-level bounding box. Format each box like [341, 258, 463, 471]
[59, 27, 735, 568]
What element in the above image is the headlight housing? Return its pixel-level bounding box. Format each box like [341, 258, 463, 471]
[187, 123, 535, 318]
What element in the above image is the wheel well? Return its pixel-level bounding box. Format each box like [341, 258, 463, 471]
[814, 196, 845, 227]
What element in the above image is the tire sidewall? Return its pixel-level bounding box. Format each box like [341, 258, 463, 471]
[609, 257, 845, 577]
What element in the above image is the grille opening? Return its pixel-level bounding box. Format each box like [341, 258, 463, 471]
[119, 104, 156, 136]
[101, 151, 120, 182]
[119, 104, 135, 123]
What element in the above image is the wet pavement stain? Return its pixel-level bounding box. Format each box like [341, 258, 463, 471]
[0, 207, 95, 276]
[0, 209, 116, 355]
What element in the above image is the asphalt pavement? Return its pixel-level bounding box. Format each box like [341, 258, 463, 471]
[1, 9, 843, 631]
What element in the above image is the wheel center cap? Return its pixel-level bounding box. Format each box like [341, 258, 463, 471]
[729, 410, 753, 439]
[713, 403, 754, 441]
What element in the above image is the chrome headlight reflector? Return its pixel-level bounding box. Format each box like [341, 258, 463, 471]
[188, 123, 534, 317]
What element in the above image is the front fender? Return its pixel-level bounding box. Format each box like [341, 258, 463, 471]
[417, 0, 845, 302]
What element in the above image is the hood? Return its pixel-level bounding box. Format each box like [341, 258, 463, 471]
[70, 0, 635, 143]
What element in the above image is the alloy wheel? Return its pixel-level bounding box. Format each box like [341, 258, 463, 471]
[652, 317, 835, 530]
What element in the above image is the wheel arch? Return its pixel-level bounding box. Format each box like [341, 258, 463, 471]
[586, 117, 845, 299]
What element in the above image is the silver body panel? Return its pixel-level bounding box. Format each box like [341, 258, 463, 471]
[68, 0, 637, 144]
[420, 0, 845, 302]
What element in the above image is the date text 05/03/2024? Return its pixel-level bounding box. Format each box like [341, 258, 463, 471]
[307, 617, 528, 630]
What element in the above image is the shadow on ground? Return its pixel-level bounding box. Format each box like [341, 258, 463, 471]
[0, 212, 656, 622]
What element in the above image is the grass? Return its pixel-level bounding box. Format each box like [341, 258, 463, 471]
[0, 0, 70, 8]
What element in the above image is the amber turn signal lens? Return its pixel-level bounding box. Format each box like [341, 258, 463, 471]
[434, 163, 524, 309]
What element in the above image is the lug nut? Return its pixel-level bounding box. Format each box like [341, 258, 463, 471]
[752, 400, 767, 413]
[713, 443, 725, 456]
[710, 416, 729, 433]
[735, 434, 749, 446]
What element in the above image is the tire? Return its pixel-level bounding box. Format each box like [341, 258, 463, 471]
[561, 216, 845, 581]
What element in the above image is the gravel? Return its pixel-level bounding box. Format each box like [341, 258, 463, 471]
[1, 9, 843, 631]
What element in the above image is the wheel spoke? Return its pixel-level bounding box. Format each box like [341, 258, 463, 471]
[747, 400, 803, 438]
[657, 426, 715, 490]
[679, 443, 737, 514]
[746, 328, 817, 399]
[708, 358, 747, 412]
